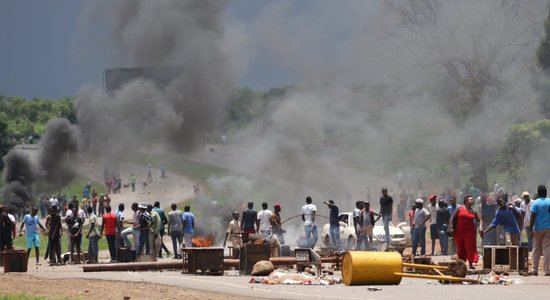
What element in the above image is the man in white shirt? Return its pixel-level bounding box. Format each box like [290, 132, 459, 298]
[428, 195, 438, 255]
[301, 196, 318, 249]
[520, 191, 533, 251]
[256, 202, 272, 238]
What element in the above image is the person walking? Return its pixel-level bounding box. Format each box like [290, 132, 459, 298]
[153, 201, 170, 258]
[182, 205, 195, 249]
[301, 196, 318, 249]
[167, 203, 183, 258]
[449, 195, 483, 270]
[412, 199, 430, 256]
[529, 185, 550, 276]
[101, 205, 118, 262]
[19, 208, 46, 266]
[379, 187, 393, 247]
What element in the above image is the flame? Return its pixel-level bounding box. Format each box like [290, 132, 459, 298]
[192, 234, 215, 247]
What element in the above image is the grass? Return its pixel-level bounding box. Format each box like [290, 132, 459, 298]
[0, 294, 74, 300]
[12, 224, 109, 258]
[44, 176, 107, 199]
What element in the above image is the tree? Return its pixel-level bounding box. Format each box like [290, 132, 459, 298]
[535, 4, 550, 118]
[384, 0, 542, 191]
[0, 117, 14, 171]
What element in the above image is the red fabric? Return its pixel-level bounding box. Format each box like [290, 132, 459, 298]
[453, 206, 479, 264]
[408, 210, 415, 227]
[102, 212, 117, 236]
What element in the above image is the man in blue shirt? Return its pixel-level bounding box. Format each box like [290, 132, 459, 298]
[19, 208, 46, 265]
[530, 185, 550, 276]
[481, 197, 520, 245]
[182, 205, 195, 248]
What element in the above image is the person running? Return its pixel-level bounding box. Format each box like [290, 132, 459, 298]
[167, 203, 183, 258]
[66, 206, 84, 264]
[182, 205, 195, 249]
[101, 205, 118, 262]
[19, 208, 46, 266]
[449, 195, 483, 270]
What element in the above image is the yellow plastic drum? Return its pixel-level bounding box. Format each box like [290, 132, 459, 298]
[341, 251, 403, 286]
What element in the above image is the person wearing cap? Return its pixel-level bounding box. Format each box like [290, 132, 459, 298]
[301, 196, 318, 249]
[270, 204, 285, 244]
[325, 200, 341, 250]
[223, 212, 243, 259]
[136, 202, 152, 257]
[520, 191, 533, 251]
[379, 187, 393, 247]
[428, 195, 438, 256]
[412, 199, 430, 256]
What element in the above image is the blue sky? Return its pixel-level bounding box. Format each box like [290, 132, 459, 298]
[0, 0, 297, 99]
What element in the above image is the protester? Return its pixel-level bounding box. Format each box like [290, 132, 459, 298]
[482, 197, 520, 246]
[257, 202, 272, 239]
[91, 190, 98, 215]
[436, 200, 450, 255]
[529, 185, 550, 276]
[447, 196, 460, 254]
[353, 201, 364, 250]
[153, 201, 170, 258]
[0, 204, 14, 252]
[147, 204, 161, 260]
[241, 202, 257, 243]
[19, 207, 46, 266]
[520, 191, 533, 251]
[130, 174, 136, 192]
[66, 206, 84, 264]
[301, 196, 318, 249]
[98, 194, 106, 217]
[270, 203, 285, 244]
[137, 202, 152, 257]
[412, 199, 430, 256]
[325, 200, 341, 249]
[101, 205, 118, 262]
[115, 203, 125, 257]
[379, 187, 393, 247]
[449, 195, 482, 269]
[428, 195, 439, 255]
[121, 202, 140, 249]
[47, 205, 62, 266]
[182, 205, 195, 249]
[167, 203, 183, 258]
[223, 211, 243, 259]
[359, 201, 377, 251]
[86, 206, 100, 264]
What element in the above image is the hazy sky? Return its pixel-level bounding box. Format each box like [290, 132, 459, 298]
[0, 0, 295, 99]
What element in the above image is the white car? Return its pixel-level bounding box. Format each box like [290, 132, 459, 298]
[321, 212, 408, 253]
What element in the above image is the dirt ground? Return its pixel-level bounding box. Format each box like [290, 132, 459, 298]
[0, 273, 255, 300]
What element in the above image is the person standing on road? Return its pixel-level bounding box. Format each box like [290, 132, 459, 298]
[223, 212, 242, 259]
[436, 200, 450, 255]
[412, 199, 430, 256]
[428, 195, 439, 255]
[101, 205, 118, 262]
[448, 195, 482, 270]
[379, 187, 393, 247]
[137, 202, 152, 257]
[529, 185, 550, 276]
[270, 204, 285, 244]
[148, 204, 161, 259]
[121, 202, 140, 249]
[115, 203, 125, 257]
[257, 202, 272, 239]
[520, 191, 533, 251]
[153, 201, 170, 258]
[66, 206, 84, 264]
[130, 174, 136, 192]
[353, 201, 364, 250]
[241, 202, 257, 243]
[167, 203, 183, 258]
[447, 196, 460, 255]
[360, 201, 378, 251]
[0, 204, 14, 252]
[19, 207, 46, 266]
[47, 206, 62, 266]
[182, 205, 195, 249]
[86, 206, 100, 264]
[481, 197, 520, 246]
[302, 196, 318, 249]
[325, 200, 341, 250]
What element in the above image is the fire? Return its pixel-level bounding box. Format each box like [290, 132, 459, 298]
[192, 234, 215, 247]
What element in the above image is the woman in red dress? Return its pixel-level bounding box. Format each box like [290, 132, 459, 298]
[448, 195, 483, 269]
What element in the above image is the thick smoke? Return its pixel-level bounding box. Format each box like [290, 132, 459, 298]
[2, 119, 81, 210]
[74, 0, 237, 156]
